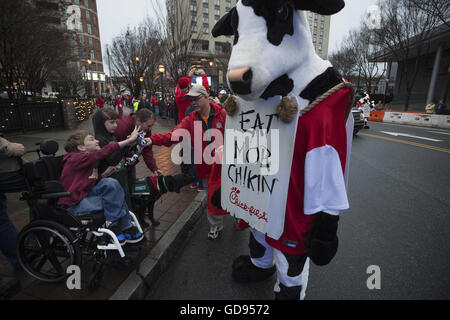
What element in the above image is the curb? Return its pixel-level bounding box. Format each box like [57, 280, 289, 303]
[109, 193, 207, 300]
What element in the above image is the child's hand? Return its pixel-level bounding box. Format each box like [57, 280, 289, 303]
[144, 137, 153, 146]
[129, 126, 141, 142]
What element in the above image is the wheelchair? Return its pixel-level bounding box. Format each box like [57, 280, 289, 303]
[16, 139, 144, 291]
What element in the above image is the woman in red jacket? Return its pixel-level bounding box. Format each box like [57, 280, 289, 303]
[148, 85, 226, 240]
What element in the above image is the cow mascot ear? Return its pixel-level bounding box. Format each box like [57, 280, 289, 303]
[293, 0, 345, 15]
[212, 7, 236, 37]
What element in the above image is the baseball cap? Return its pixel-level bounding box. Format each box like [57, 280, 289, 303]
[186, 85, 208, 98]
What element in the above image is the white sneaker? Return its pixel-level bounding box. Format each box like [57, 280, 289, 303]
[208, 225, 223, 240]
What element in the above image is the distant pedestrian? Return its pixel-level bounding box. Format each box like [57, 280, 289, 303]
[96, 96, 105, 109]
[436, 100, 447, 115]
[151, 95, 159, 115]
[116, 96, 123, 118]
[425, 101, 436, 114]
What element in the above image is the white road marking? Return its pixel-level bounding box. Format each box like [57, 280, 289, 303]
[381, 131, 443, 142]
[426, 131, 450, 136]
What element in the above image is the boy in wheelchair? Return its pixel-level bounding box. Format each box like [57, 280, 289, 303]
[59, 128, 144, 245]
[92, 107, 194, 229]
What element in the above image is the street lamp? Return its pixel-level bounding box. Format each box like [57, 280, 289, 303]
[158, 65, 166, 119]
[87, 59, 94, 97]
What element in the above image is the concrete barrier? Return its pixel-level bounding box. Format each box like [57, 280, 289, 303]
[368, 110, 450, 129]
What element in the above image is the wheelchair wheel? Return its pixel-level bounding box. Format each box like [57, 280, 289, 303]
[17, 220, 82, 283]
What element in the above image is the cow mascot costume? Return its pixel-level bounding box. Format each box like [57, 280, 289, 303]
[210, 0, 355, 300]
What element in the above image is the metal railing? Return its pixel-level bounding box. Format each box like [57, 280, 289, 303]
[0, 101, 64, 133]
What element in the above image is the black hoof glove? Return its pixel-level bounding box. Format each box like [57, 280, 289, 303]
[307, 212, 339, 266]
[211, 186, 222, 210]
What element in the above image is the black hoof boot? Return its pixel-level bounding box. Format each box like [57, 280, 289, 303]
[232, 255, 276, 283]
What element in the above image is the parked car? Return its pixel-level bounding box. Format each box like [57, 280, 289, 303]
[352, 108, 365, 135]
[43, 92, 59, 99]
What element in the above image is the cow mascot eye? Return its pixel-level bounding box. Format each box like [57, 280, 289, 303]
[276, 4, 290, 21]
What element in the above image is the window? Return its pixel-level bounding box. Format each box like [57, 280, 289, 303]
[203, 14, 209, 23]
[74, 0, 80, 5]
[203, 6, 209, 14]
[87, 24, 92, 34]
[86, 10, 90, 21]
[192, 24, 198, 33]
[84, 0, 89, 8]
[203, 24, 209, 34]
[90, 49, 95, 60]
[192, 40, 209, 52]
[89, 37, 93, 48]
[79, 34, 85, 45]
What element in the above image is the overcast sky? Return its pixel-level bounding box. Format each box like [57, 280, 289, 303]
[97, 0, 378, 75]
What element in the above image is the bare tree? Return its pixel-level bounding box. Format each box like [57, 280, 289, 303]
[347, 26, 387, 94]
[409, 0, 450, 27]
[329, 45, 358, 81]
[109, 22, 162, 98]
[0, 0, 71, 102]
[373, 0, 442, 110]
[149, 0, 206, 85]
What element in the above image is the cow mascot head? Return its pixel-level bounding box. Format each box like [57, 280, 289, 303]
[213, 0, 353, 121]
[210, 0, 355, 300]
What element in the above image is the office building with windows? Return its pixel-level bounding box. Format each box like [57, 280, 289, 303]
[170, 1, 331, 90]
[306, 12, 331, 60]
[65, 0, 106, 95]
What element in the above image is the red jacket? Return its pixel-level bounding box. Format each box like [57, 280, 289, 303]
[113, 115, 158, 172]
[175, 73, 210, 124]
[59, 142, 120, 207]
[151, 102, 225, 179]
[96, 98, 105, 109]
[151, 96, 158, 107]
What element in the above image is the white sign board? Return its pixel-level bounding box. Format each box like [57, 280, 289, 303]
[221, 96, 300, 239]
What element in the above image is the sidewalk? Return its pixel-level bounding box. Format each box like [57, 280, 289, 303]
[1, 106, 205, 299]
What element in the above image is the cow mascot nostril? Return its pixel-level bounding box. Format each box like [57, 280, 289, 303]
[210, 0, 356, 300]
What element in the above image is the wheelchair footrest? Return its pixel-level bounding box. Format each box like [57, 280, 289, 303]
[93, 228, 126, 258]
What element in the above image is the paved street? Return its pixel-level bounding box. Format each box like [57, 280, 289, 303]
[146, 122, 450, 300]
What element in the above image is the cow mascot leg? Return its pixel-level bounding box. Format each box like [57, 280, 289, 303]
[211, 0, 353, 300]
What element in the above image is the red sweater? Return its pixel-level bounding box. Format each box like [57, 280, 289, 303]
[113, 114, 158, 172]
[59, 142, 120, 207]
[151, 103, 225, 179]
[175, 73, 210, 124]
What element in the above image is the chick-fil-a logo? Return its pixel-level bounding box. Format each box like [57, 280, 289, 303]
[229, 187, 268, 222]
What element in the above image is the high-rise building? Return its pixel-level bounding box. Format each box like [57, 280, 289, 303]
[65, 0, 106, 95]
[169, 1, 331, 90]
[306, 12, 331, 60]
[184, 0, 238, 90]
